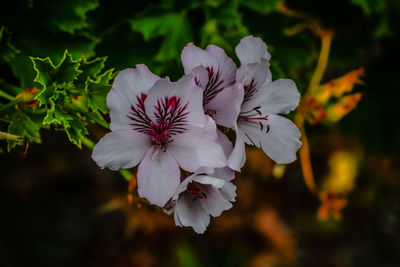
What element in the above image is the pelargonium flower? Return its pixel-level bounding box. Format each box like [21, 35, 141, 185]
[173, 173, 236, 233]
[92, 65, 227, 207]
[228, 36, 302, 170]
[181, 43, 242, 129]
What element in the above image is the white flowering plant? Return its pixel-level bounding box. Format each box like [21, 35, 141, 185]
[0, 1, 364, 235]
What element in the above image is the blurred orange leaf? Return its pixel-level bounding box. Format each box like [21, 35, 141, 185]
[326, 93, 362, 122]
[315, 67, 364, 103]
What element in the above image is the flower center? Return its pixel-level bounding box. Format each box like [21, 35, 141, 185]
[195, 66, 224, 106]
[186, 182, 207, 201]
[128, 93, 189, 151]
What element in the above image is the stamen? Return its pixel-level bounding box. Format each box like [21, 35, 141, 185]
[186, 182, 207, 201]
[238, 106, 270, 133]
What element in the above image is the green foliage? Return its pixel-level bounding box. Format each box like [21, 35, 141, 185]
[350, 0, 399, 38]
[29, 51, 112, 147]
[32, 51, 82, 107]
[44, 0, 99, 33]
[86, 69, 114, 113]
[7, 113, 41, 151]
[239, 0, 282, 13]
[0, 0, 398, 154]
[1, 48, 112, 151]
[130, 13, 193, 61]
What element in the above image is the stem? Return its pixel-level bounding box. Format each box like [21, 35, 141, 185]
[296, 28, 333, 196]
[307, 31, 333, 95]
[0, 131, 21, 140]
[0, 97, 23, 113]
[82, 137, 95, 149]
[297, 120, 317, 195]
[66, 103, 110, 130]
[82, 110, 109, 130]
[0, 90, 14, 101]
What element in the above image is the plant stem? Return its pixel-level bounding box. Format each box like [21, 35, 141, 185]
[0, 90, 14, 101]
[0, 131, 21, 140]
[66, 103, 110, 130]
[307, 31, 333, 95]
[296, 28, 333, 196]
[82, 110, 109, 129]
[0, 97, 23, 113]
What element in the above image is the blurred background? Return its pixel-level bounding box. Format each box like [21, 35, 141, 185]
[1, 0, 399, 266]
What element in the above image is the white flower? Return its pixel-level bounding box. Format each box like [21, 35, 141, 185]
[173, 173, 236, 234]
[228, 36, 302, 170]
[181, 43, 242, 129]
[92, 65, 227, 207]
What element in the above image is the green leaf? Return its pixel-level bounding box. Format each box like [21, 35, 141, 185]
[86, 69, 114, 113]
[7, 113, 41, 151]
[63, 117, 88, 148]
[350, 0, 387, 15]
[31, 50, 82, 106]
[43, 104, 88, 148]
[202, 0, 248, 52]
[130, 13, 193, 61]
[0, 26, 20, 63]
[43, 0, 99, 33]
[75, 56, 107, 91]
[239, 0, 282, 13]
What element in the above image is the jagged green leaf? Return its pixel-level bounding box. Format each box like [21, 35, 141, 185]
[31, 51, 82, 106]
[75, 56, 107, 91]
[63, 118, 88, 148]
[130, 13, 193, 61]
[86, 69, 113, 113]
[7, 113, 41, 151]
[42, 104, 88, 148]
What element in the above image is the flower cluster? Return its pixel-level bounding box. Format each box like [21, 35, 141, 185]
[92, 36, 301, 233]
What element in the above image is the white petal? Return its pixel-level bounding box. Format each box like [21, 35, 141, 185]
[236, 60, 273, 112]
[137, 148, 180, 207]
[219, 182, 237, 202]
[235, 36, 271, 65]
[206, 45, 237, 88]
[181, 43, 237, 89]
[181, 43, 217, 75]
[207, 130, 235, 180]
[199, 186, 233, 217]
[172, 174, 196, 201]
[108, 65, 160, 131]
[239, 115, 301, 164]
[203, 82, 242, 128]
[169, 134, 227, 172]
[92, 130, 151, 170]
[174, 207, 183, 227]
[176, 193, 210, 234]
[251, 79, 300, 115]
[144, 75, 205, 127]
[227, 126, 247, 171]
[203, 115, 218, 141]
[193, 175, 226, 188]
[210, 167, 235, 181]
[236, 59, 270, 90]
